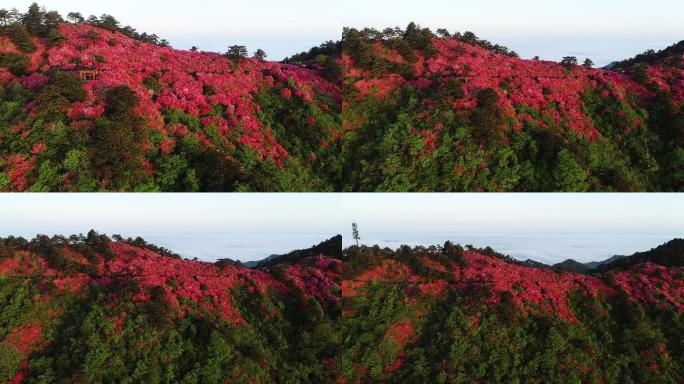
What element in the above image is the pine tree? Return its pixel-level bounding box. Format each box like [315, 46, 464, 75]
[253, 49, 267, 61]
[22, 2, 44, 35]
[227, 45, 248, 61]
[352, 223, 360, 246]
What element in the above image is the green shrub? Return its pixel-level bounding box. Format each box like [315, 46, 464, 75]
[90, 86, 147, 190]
[0, 52, 30, 76]
[5, 23, 36, 53]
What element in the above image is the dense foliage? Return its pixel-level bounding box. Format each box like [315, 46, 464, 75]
[0, 233, 341, 383]
[342, 24, 683, 191]
[341, 243, 684, 383]
[0, 4, 341, 191]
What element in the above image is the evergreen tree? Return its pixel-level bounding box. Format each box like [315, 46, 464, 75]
[227, 45, 248, 61]
[21, 2, 44, 35]
[6, 23, 36, 52]
[352, 223, 360, 246]
[67, 12, 84, 23]
[253, 48, 267, 61]
[91, 86, 146, 190]
[561, 56, 578, 67]
[553, 149, 589, 191]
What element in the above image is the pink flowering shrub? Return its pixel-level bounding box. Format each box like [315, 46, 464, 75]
[384, 321, 413, 346]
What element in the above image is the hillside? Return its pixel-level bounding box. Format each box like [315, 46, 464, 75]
[341, 24, 684, 192]
[0, 232, 341, 383]
[596, 238, 684, 272]
[341, 242, 684, 383]
[249, 235, 342, 269]
[0, 6, 341, 192]
[610, 40, 684, 73]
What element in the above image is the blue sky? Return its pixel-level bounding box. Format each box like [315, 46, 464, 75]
[0, 194, 682, 262]
[8, 0, 684, 63]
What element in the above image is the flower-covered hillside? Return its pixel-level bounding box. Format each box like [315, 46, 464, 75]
[0, 232, 341, 383]
[341, 242, 684, 383]
[342, 24, 684, 192]
[0, 6, 341, 191]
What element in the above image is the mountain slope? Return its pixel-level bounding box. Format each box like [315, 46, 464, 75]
[610, 40, 684, 74]
[341, 25, 684, 192]
[597, 238, 684, 272]
[342, 242, 684, 383]
[0, 19, 341, 192]
[0, 233, 341, 383]
[251, 235, 342, 269]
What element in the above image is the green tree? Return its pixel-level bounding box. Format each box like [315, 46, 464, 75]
[33, 71, 87, 118]
[42, 10, 63, 31]
[561, 56, 578, 68]
[553, 149, 589, 191]
[90, 86, 147, 190]
[21, 2, 44, 35]
[0, 9, 10, 26]
[470, 88, 509, 145]
[66, 11, 84, 23]
[96, 14, 120, 31]
[352, 223, 360, 246]
[227, 45, 248, 61]
[5, 23, 36, 52]
[0, 52, 30, 75]
[253, 48, 267, 61]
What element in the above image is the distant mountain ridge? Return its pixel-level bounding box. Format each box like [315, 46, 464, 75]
[584, 254, 627, 269]
[243, 254, 280, 268]
[595, 238, 684, 272]
[526, 239, 683, 273]
[551, 259, 591, 273]
[549, 254, 626, 272]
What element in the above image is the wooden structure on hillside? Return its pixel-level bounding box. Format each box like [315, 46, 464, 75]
[79, 70, 99, 81]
